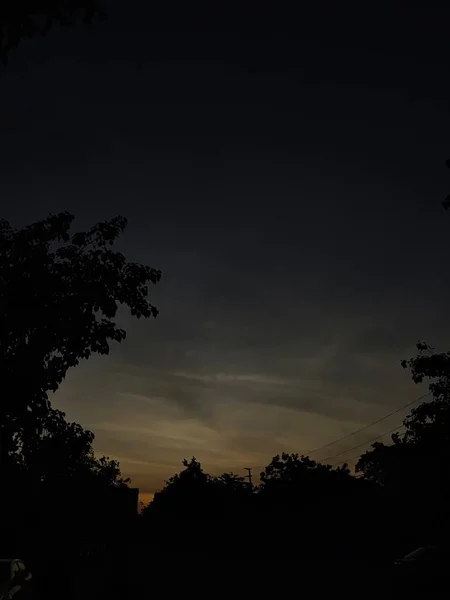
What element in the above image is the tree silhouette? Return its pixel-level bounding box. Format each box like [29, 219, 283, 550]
[257, 452, 364, 554]
[0, 212, 161, 468]
[356, 341, 450, 545]
[358, 341, 450, 484]
[0, 0, 106, 63]
[147, 457, 213, 517]
[143, 459, 254, 524]
[356, 437, 410, 487]
[0, 402, 132, 583]
[214, 471, 247, 493]
[260, 452, 353, 500]
[140, 454, 369, 559]
[13, 406, 129, 491]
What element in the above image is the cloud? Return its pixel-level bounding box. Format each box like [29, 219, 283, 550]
[52, 303, 424, 497]
[45, 68, 450, 496]
[6, 29, 450, 503]
[169, 370, 294, 387]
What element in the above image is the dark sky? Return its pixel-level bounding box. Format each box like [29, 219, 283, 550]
[2, 1, 450, 501]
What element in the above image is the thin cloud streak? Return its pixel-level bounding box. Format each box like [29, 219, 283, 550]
[170, 371, 293, 386]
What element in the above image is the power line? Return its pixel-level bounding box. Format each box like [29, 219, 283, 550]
[324, 424, 406, 464]
[249, 425, 405, 477]
[209, 393, 431, 476]
[331, 431, 409, 477]
[305, 392, 430, 457]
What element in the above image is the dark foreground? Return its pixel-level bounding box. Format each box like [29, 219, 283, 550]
[9, 520, 450, 599]
[72, 546, 449, 599]
[18, 552, 449, 599]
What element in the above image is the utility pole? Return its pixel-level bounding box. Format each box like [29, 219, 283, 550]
[244, 467, 253, 491]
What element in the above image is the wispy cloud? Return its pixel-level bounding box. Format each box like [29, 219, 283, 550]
[170, 371, 292, 386]
[52, 283, 425, 498]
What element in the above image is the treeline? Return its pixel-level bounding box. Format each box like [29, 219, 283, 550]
[139, 342, 450, 562]
[0, 213, 160, 596]
[0, 404, 138, 597]
[2, 212, 450, 574]
[2, 406, 133, 535]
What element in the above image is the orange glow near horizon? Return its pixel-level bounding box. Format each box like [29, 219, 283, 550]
[139, 492, 154, 508]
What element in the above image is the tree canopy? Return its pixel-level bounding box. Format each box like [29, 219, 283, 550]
[143, 458, 252, 521]
[0, 0, 105, 63]
[355, 341, 450, 543]
[141, 335, 450, 558]
[0, 211, 161, 465]
[13, 406, 129, 490]
[357, 341, 450, 486]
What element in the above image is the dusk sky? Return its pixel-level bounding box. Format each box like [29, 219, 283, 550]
[2, 2, 450, 503]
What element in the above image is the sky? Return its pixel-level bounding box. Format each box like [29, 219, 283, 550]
[2, 2, 450, 503]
